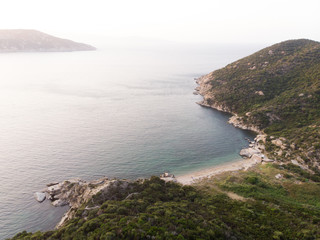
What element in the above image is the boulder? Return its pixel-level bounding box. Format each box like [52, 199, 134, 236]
[240, 148, 260, 158]
[255, 134, 267, 143]
[251, 154, 263, 163]
[271, 139, 283, 147]
[34, 192, 46, 203]
[52, 199, 69, 207]
[47, 183, 62, 195]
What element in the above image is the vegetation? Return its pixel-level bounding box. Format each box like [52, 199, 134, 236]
[10, 166, 320, 239]
[204, 39, 320, 163]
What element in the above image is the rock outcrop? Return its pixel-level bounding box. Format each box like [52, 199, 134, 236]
[34, 177, 139, 228]
[239, 134, 274, 164]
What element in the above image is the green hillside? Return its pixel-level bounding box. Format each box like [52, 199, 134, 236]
[9, 166, 320, 239]
[202, 39, 320, 164]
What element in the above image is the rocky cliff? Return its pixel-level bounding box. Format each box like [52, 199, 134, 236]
[195, 39, 320, 169]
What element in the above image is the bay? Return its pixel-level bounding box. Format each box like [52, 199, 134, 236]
[0, 41, 259, 239]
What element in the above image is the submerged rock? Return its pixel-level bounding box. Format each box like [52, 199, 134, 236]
[34, 192, 46, 203]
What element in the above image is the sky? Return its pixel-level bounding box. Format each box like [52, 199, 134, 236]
[0, 0, 319, 45]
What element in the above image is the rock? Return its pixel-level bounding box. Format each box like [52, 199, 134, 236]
[275, 174, 283, 179]
[228, 115, 262, 133]
[291, 159, 308, 170]
[52, 199, 69, 207]
[47, 183, 62, 195]
[262, 158, 274, 162]
[277, 149, 283, 156]
[251, 154, 263, 163]
[160, 177, 177, 183]
[255, 134, 267, 143]
[271, 139, 283, 147]
[240, 148, 260, 158]
[34, 192, 46, 203]
[47, 182, 59, 187]
[255, 90, 264, 96]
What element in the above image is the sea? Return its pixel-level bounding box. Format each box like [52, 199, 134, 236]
[0, 39, 262, 239]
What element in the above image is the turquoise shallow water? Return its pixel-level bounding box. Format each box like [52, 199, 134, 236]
[0, 43, 259, 239]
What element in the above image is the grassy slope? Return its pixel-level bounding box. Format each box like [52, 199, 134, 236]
[204, 39, 320, 164]
[10, 167, 320, 240]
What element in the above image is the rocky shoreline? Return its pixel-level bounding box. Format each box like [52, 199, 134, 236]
[194, 75, 275, 165]
[193, 75, 316, 172]
[34, 177, 116, 228]
[194, 75, 263, 134]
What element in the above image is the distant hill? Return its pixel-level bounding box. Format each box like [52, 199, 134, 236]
[198, 39, 320, 165]
[0, 29, 96, 52]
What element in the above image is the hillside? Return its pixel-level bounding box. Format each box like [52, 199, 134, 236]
[9, 166, 320, 239]
[0, 30, 96, 52]
[197, 39, 320, 167]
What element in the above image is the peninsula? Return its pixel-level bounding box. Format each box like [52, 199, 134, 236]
[0, 29, 96, 52]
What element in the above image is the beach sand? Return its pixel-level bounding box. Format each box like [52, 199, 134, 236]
[176, 157, 257, 185]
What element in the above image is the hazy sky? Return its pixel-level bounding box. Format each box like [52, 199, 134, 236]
[1, 0, 319, 44]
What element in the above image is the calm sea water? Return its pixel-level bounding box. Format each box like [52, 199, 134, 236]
[0, 42, 259, 239]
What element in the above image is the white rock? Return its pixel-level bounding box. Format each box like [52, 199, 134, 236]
[240, 148, 260, 158]
[251, 154, 263, 163]
[275, 174, 283, 179]
[255, 91, 264, 96]
[47, 183, 62, 195]
[291, 160, 299, 166]
[271, 139, 283, 147]
[34, 192, 46, 202]
[255, 134, 267, 143]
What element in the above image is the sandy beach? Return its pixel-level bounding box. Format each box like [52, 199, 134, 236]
[176, 157, 257, 185]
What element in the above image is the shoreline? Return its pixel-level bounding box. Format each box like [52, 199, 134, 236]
[174, 76, 270, 185]
[176, 157, 257, 185]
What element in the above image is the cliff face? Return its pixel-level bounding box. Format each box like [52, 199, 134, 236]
[0, 29, 96, 52]
[196, 39, 320, 168]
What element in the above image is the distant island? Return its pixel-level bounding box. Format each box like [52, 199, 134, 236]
[0, 29, 96, 52]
